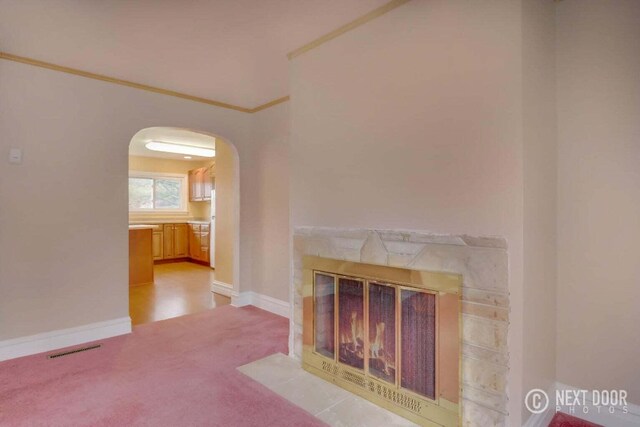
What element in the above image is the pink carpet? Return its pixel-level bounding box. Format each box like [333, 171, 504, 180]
[548, 412, 602, 426]
[0, 306, 326, 426]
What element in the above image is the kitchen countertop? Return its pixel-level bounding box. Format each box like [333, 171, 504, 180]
[128, 219, 210, 226]
[128, 224, 157, 230]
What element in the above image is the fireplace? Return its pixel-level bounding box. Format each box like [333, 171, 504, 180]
[302, 255, 462, 426]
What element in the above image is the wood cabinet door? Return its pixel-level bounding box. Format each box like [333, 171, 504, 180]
[195, 168, 205, 201]
[200, 245, 210, 264]
[188, 168, 204, 201]
[163, 224, 174, 258]
[188, 169, 197, 202]
[152, 231, 163, 260]
[200, 230, 210, 263]
[189, 224, 200, 260]
[202, 167, 212, 201]
[174, 224, 189, 257]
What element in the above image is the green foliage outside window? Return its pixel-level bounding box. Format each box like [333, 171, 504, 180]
[129, 176, 183, 210]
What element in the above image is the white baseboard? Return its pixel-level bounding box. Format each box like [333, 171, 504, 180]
[231, 291, 290, 318]
[210, 280, 289, 318]
[211, 279, 236, 298]
[251, 292, 290, 318]
[523, 382, 558, 427]
[231, 291, 252, 307]
[0, 317, 131, 362]
[524, 382, 640, 427]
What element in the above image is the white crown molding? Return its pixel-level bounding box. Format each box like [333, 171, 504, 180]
[0, 317, 131, 362]
[1, 0, 406, 110]
[0, 51, 289, 114]
[287, 0, 411, 60]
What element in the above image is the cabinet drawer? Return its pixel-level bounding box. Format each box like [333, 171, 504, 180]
[200, 224, 210, 233]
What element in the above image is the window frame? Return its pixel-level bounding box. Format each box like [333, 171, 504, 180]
[128, 170, 188, 213]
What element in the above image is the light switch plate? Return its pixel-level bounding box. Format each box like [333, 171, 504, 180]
[9, 148, 22, 164]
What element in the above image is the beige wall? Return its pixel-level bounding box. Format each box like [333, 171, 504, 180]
[212, 140, 238, 286]
[522, 0, 558, 416]
[556, 0, 640, 403]
[248, 103, 290, 301]
[128, 155, 213, 221]
[0, 58, 289, 341]
[289, 1, 526, 423]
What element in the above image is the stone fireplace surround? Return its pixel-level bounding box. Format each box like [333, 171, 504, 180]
[292, 227, 509, 426]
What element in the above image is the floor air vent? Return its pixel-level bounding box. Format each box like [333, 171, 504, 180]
[47, 344, 102, 359]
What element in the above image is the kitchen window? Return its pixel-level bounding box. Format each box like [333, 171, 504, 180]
[128, 171, 187, 212]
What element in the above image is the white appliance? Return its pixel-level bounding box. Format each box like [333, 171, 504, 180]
[210, 188, 216, 268]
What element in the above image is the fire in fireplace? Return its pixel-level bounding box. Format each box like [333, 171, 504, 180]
[302, 256, 461, 426]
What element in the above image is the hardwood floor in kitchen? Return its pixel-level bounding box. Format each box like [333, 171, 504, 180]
[130, 261, 230, 325]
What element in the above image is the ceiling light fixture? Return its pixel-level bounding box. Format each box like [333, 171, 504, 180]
[145, 141, 215, 157]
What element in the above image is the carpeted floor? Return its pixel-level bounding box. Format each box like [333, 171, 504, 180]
[548, 412, 602, 426]
[0, 306, 326, 427]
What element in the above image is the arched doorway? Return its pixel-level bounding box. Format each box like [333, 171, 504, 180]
[127, 127, 239, 325]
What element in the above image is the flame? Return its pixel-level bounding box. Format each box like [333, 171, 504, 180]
[350, 311, 359, 348]
[370, 322, 391, 375]
[370, 321, 385, 357]
[339, 311, 365, 360]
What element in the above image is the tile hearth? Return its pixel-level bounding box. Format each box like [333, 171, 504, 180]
[238, 353, 417, 426]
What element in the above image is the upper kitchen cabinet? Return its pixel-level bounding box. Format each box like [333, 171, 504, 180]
[188, 166, 213, 202]
[203, 167, 212, 200]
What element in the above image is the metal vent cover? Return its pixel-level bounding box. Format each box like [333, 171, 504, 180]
[47, 344, 102, 359]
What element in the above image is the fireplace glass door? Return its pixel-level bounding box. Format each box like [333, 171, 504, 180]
[400, 289, 436, 400]
[304, 257, 461, 426]
[313, 274, 440, 401]
[338, 277, 365, 369]
[314, 273, 335, 358]
[368, 283, 396, 384]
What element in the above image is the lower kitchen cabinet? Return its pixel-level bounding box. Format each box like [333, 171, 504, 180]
[152, 230, 163, 260]
[188, 223, 210, 263]
[199, 224, 210, 264]
[146, 222, 210, 264]
[174, 224, 189, 257]
[162, 223, 188, 259]
[189, 224, 201, 260]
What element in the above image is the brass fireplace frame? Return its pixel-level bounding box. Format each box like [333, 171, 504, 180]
[302, 256, 462, 426]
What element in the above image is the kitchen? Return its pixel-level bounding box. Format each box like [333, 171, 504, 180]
[127, 127, 236, 325]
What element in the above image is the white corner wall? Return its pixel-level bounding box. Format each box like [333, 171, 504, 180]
[212, 139, 239, 287]
[248, 103, 291, 301]
[556, 0, 640, 404]
[289, 1, 526, 424]
[522, 0, 558, 418]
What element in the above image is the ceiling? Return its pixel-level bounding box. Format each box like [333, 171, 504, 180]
[129, 127, 216, 161]
[0, 0, 389, 108]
